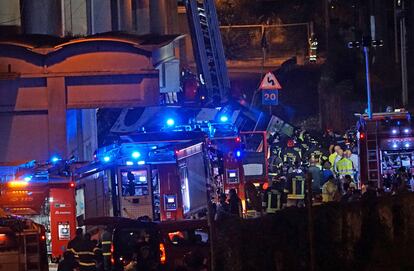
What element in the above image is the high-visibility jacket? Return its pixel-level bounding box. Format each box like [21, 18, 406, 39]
[336, 158, 354, 177]
[328, 153, 337, 168]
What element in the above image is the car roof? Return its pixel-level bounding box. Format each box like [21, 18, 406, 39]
[156, 219, 208, 232]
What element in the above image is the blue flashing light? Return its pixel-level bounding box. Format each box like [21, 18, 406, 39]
[392, 143, 398, 148]
[166, 118, 175, 126]
[132, 151, 141, 159]
[220, 115, 229, 122]
[126, 161, 133, 166]
[51, 156, 60, 163]
[236, 150, 241, 157]
[103, 156, 111, 162]
[137, 161, 145, 165]
[392, 129, 398, 134]
[24, 176, 32, 182]
[405, 143, 410, 148]
[404, 128, 410, 134]
[151, 146, 157, 150]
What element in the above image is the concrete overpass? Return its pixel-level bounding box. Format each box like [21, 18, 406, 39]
[0, 33, 181, 162]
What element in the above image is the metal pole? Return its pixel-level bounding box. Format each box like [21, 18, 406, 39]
[394, 0, 399, 64]
[203, 142, 216, 271]
[306, 172, 315, 271]
[324, 0, 329, 52]
[363, 46, 373, 119]
[400, 0, 408, 106]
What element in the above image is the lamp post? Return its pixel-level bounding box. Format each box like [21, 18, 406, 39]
[348, 37, 383, 119]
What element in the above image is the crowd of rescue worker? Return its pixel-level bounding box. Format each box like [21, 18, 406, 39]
[214, 128, 414, 219]
[58, 227, 113, 271]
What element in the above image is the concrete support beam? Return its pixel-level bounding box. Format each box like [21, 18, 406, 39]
[21, 0, 62, 36]
[47, 77, 67, 158]
[118, 0, 133, 31]
[150, 0, 178, 35]
[88, 0, 112, 34]
[134, 0, 150, 34]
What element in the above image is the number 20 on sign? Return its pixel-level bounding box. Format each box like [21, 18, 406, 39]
[262, 89, 278, 105]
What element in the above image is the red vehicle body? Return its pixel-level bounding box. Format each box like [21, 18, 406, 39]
[0, 217, 49, 271]
[75, 131, 210, 223]
[0, 161, 77, 262]
[210, 131, 268, 215]
[357, 111, 414, 188]
[49, 187, 76, 261]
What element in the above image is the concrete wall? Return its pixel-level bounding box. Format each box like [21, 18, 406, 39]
[213, 193, 414, 271]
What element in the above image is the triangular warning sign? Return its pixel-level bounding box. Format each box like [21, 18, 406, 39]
[259, 72, 282, 90]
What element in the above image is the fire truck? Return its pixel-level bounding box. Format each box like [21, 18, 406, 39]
[74, 131, 211, 223]
[357, 110, 414, 189]
[0, 161, 77, 262]
[209, 130, 268, 215]
[0, 216, 48, 271]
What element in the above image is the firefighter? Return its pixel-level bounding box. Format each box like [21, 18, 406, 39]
[263, 174, 286, 214]
[285, 164, 306, 207]
[101, 226, 113, 271]
[78, 233, 99, 271]
[268, 132, 283, 173]
[67, 228, 84, 259]
[281, 139, 301, 168]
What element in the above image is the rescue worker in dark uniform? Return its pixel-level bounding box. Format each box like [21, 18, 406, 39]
[78, 233, 99, 271]
[268, 132, 283, 173]
[101, 226, 113, 271]
[263, 174, 287, 214]
[281, 139, 301, 169]
[307, 140, 329, 166]
[67, 228, 84, 260]
[285, 163, 306, 207]
[126, 171, 136, 196]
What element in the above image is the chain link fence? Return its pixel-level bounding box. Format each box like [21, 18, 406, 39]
[220, 23, 310, 61]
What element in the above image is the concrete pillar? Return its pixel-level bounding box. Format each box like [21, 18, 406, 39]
[150, 0, 178, 35]
[88, 0, 112, 34]
[118, 0, 133, 31]
[0, 0, 21, 34]
[134, 0, 150, 34]
[47, 77, 67, 159]
[21, 0, 62, 36]
[0, 0, 20, 26]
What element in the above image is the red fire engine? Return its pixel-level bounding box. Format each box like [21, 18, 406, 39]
[74, 131, 210, 222]
[209, 129, 268, 215]
[0, 216, 48, 271]
[357, 110, 414, 189]
[0, 161, 77, 262]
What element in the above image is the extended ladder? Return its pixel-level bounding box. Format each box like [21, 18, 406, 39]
[365, 121, 381, 188]
[185, 0, 231, 105]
